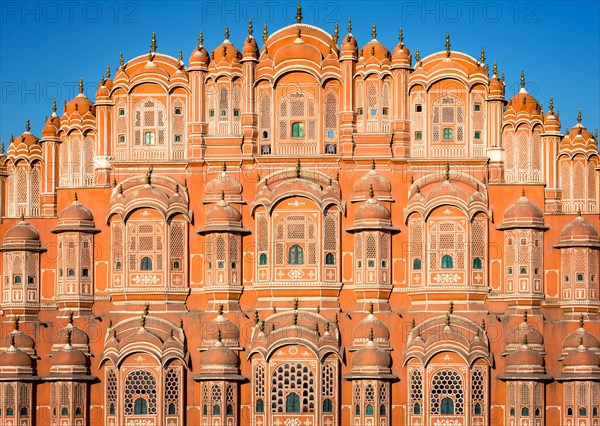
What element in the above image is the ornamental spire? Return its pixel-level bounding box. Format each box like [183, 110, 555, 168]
[369, 328, 374, 341]
[549, 97, 554, 114]
[119, 51, 125, 68]
[445, 33, 451, 57]
[493, 60, 498, 76]
[347, 17, 352, 34]
[263, 23, 268, 43]
[333, 22, 339, 44]
[577, 108, 582, 124]
[52, 99, 57, 113]
[480, 47, 485, 63]
[79, 77, 84, 94]
[415, 49, 421, 62]
[369, 302, 374, 314]
[198, 31, 204, 48]
[579, 313, 585, 328]
[25, 118, 30, 132]
[296, 3, 302, 23]
[248, 19, 253, 37]
[520, 70, 525, 89]
[398, 27, 404, 46]
[523, 310, 528, 323]
[106, 64, 111, 79]
[444, 162, 450, 181]
[371, 23, 377, 39]
[369, 183, 374, 199]
[151, 32, 157, 53]
[448, 300, 454, 314]
[224, 26, 230, 40]
[296, 158, 301, 178]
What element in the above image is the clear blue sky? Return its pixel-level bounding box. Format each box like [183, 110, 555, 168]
[1, 1, 598, 140]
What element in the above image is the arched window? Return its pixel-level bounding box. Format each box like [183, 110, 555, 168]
[61, 407, 69, 416]
[259, 253, 268, 265]
[68, 268, 76, 277]
[325, 252, 335, 265]
[7, 407, 14, 416]
[473, 257, 482, 269]
[291, 122, 305, 138]
[440, 397, 454, 415]
[413, 402, 421, 414]
[13, 275, 22, 284]
[579, 407, 587, 416]
[286, 392, 300, 413]
[323, 398, 333, 413]
[109, 403, 115, 415]
[355, 404, 360, 415]
[140, 257, 153, 271]
[168, 403, 176, 415]
[474, 403, 482, 415]
[213, 405, 221, 415]
[226, 404, 233, 415]
[379, 404, 386, 415]
[521, 407, 529, 416]
[134, 398, 147, 415]
[75, 407, 81, 415]
[256, 398, 264, 413]
[144, 131, 154, 145]
[413, 258, 422, 270]
[20, 407, 28, 416]
[365, 404, 374, 415]
[441, 255, 454, 269]
[288, 244, 304, 265]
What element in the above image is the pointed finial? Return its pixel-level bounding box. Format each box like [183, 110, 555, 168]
[579, 313, 584, 328]
[248, 19, 253, 37]
[520, 70, 525, 89]
[448, 300, 454, 314]
[254, 310, 260, 324]
[224, 26, 230, 40]
[325, 322, 330, 333]
[369, 184, 374, 199]
[367, 23, 375, 39]
[481, 318, 486, 331]
[480, 47, 485, 63]
[594, 128, 598, 140]
[178, 49, 183, 63]
[293, 297, 299, 310]
[523, 310, 528, 323]
[445, 33, 451, 57]
[577, 108, 582, 124]
[501, 71, 505, 82]
[371, 158, 376, 170]
[217, 328, 222, 342]
[263, 23, 268, 43]
[9, 333, 15, 347]
[492, 61, 498, 77]
[218, 303, 224, 315]
[292, 311, 298, 325]
[259, 320, 265, 332]
[549, 97, 554, 114]
[347, 17, 352, 34]
[67, 310, 74, 324]
[296, 3, 302, 23]
[78, 76, 84, 94]
[296, 27, 301, 38]
[66, 328, 73, 346]
[396, 27, 404, 47]
[52, 99, 57, 113]
[118, 184, 123, 195]
[416, 49, 421, 65]
[368, 302, 374, 314]
[446, 313, 451, 326]
[521, 187, 525, 197]
[412, 318, 416, 329]
[104, 64, 111, 80]
[143, 301, 150, 316]
[151, 32, 157, 53]
[145, 167, 152, 185]
[577, 209, 582, 217]
[296, 158, 301, 178]
[369, 328, 374, 341]
[333, 22, 339, 44]
[20, 213, 24, 221]
[25, 118, 30, 132]
[119, 51, 125, 68]
[220, 190, 225, 201]
[0, 142, 4, 155]
[13, 316, 20, 331]
[140, 314, 146, 328]
[73, 192, 78, 202]
[334, 313, 339, 324]
[444, 162, 450, 181]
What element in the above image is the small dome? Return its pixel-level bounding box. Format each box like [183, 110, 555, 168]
[499, 191, 546, 230]
[57, 325, 90, 347]
[58, 197, 94, 222]
[543, 104, 561, 132]
[3, 331, 35, 351]
[355, 198, 390, 221]
[360, 26, 389, 62]
[506, 344, 544, 367]
[489, 74, 505, 98]
[563, 344, 600, 368]
[205, 167, 243, 198]
[562, 326, 600, 353]
[189, 32, 210, 68]
[0, 346, 32, 368]
[242, 31, 259, 60]
[11, 129, 39, 149]
[504, 80, 542, 120]
[3, 219, 40, 242]
[507, 320, 544, 347]
[206, 198, 242, 222]
[558, 214, 600, 247]
[353, 311, 390, 343]
[201, 340, 239, 369]
[352, 340, 391, 369]
[212, 28, 240, 64]
[65, 80, 95, 116]
[203, 311, 240, 345]
[391, 30, 411, 67]
[42, 112, 61, 139]
[354, 165, 392, 195]
[274, 34, 322, 66]
[341, 33, 358, 59]
[52, 345, 87, 367]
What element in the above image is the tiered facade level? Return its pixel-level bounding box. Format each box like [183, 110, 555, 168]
[0, 12, 599, 426]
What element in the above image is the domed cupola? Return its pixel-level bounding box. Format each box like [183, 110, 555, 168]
[391, 27, 411, 68]
[212, 26, 241, 65]
[498, 189, 547, 231]
[559, 316, 600, 360]
[42, 100, 61, 139]
[53, 312, 91, 356]
[543, 96, 561, 133]
[49, 328, 90, 377]
[198, 191, 248, 235]
[242, 19, 259, 61]
[555, 212, 600, 248]
[504, 312, 545, 354]
[348, 186, 397, 234]
[201, 305, 242, 349]
[488, 61, 505, 99]
[340, 18, 358, 60]
[350, 330, 392, 375]
[557, 335, 600, 381]
[503, 71, 542, 122]
[65, 78, 95, 117]
[205, 164, 243, 202]
[8, 119, 41, 157]
[352, 303, 390, 349]
[360, 24, 390, 63]
[189, 31, 210, 69]
[0, 334, 34, 378]
[52, 193, 99, 234]
[353, 160, 392, 200]
[501, 336, 550, 381]
[1, 217, 42, 252]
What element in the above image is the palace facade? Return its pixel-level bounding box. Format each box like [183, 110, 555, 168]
[0, 10, 599, 426]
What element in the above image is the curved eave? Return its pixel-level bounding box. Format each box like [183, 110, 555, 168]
[51, 226, 101, 235]
[498, 373, 553, 382]
[192, 373, 247, 382]
[345, 225, 400, 233]
[553, 241, 600, 249]
[496, 223, 549, 231]
[344, 373, 398, 381]
[197, 226, 251, 235]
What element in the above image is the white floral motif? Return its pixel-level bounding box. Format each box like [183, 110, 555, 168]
[288, 269, 304, 279]
[284, 419, 301, 426]
[132, 275, 160, 285]
[433, 273, 461, 283]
